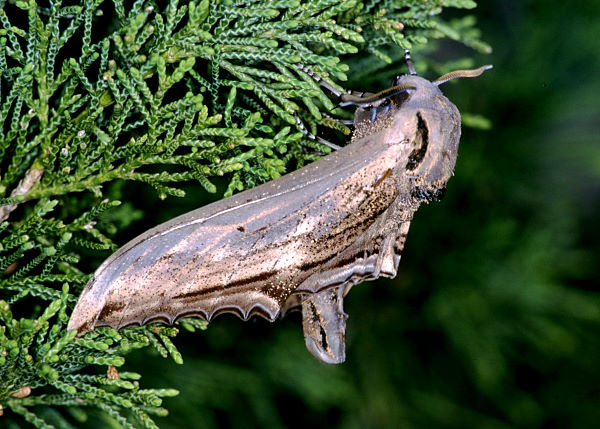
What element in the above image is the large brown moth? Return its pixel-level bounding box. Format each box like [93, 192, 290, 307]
[68, 51, 491, 364]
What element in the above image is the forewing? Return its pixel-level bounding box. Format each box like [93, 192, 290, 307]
[68, 131, 405, 333]
[283, 203, 415, 313]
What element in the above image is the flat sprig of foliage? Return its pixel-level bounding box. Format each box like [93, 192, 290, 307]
[0, 0, 488, 427]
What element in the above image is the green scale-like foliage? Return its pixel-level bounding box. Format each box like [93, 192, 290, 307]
[0, 0, 488, 427]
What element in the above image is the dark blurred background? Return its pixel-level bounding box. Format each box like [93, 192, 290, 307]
[122, 0, 600, 428]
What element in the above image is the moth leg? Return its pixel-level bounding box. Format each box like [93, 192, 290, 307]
[368, 99, 393, 123]
[374, 220, 411, 278]
[301, 286, 348, 364]
[295, 63, 346, 99]
[373, 235, 398, 278]
[404, 49, 418, 76]
[295, 63, 371, 105]
[322, 111, 354, 126]
[294, 114, 341, 151]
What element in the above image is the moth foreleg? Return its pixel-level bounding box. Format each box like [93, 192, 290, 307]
[301, 286, 348, 364]
[295, 63, 374, 106]
[295, 63, 345, 98]
[294, 114, 341, 151]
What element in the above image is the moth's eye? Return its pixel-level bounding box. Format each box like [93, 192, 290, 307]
[392, 74, 406, 86]
[405, 112, 429, 171]
[392, 73, 407, 86]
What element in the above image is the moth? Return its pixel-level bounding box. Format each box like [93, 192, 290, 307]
[68, 51, 491, 364]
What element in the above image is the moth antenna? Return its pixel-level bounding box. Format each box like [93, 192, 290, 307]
[294, 114, 342, 151]
[434, 64, 493, 86]
[339, 83, 416, 107]
[404, 50, 417, 76]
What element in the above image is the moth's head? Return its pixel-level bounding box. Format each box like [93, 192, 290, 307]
[392, 95, 459, 203]
[387, 52, 492, 202]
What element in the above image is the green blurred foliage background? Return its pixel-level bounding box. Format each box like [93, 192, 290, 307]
[113, 0, 600, 427]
